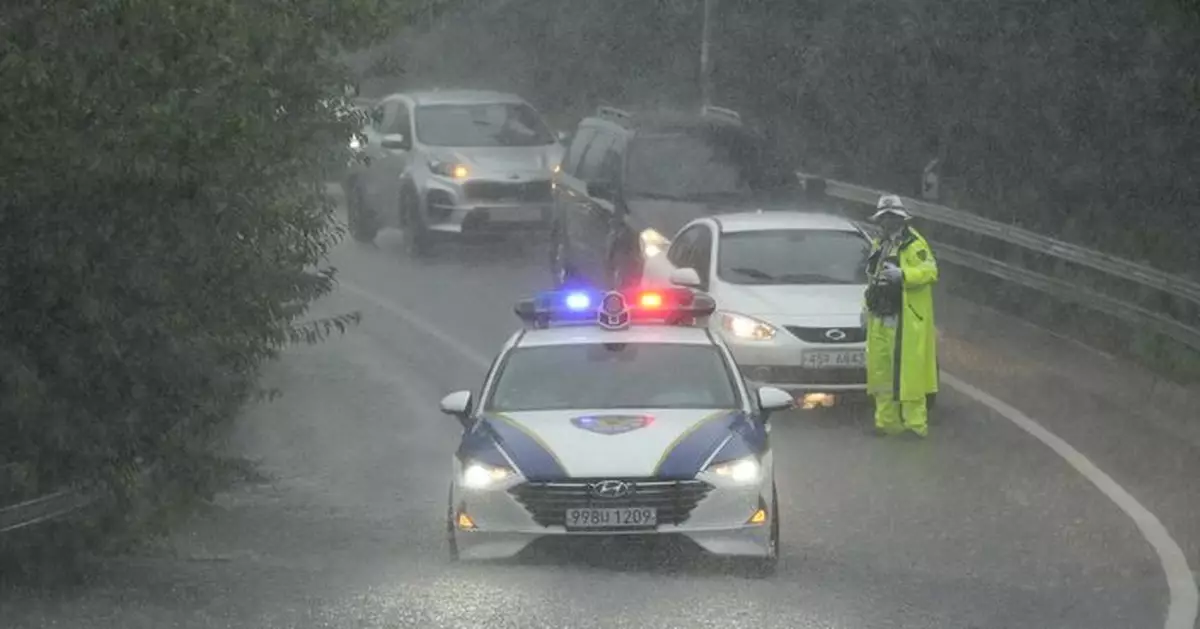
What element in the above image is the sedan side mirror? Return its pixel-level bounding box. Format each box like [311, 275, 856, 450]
[381, 133, 409, 150]
[439, 390, 473, 427]
[669, 267, 702, 289]
[556, 130, 570, 143]
[757, 386, 795, 421]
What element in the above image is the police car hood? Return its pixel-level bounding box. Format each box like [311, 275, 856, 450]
[475, 408, 764, 480]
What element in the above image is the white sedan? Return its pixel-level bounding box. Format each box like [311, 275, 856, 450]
[642, 211, 873, 407]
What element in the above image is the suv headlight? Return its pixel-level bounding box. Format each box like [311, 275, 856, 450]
[461, 462, 513, 489]
[719, 312, 777, 341]
[640, 228, 669, 258]
[429, 158, 469, 179]
[707, 457, 761, 484]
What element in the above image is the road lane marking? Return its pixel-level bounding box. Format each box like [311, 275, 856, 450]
[339, 281, 492, 369]
[942, 372, 1199, 629]
[339, 278, 1198, 629]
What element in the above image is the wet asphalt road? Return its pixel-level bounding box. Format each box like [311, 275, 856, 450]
[2, 208, 1198, 628]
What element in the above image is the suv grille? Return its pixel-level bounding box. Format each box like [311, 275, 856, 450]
[508, 479, 714, 528]
[784, 326, 866, 344]
[464, 180, 552, 203]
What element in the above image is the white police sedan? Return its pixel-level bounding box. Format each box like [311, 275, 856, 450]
[439, 287, 793, 572]
[642, 211, 873, 409]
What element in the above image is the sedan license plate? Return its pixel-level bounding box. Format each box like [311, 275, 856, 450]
[564, 507, 657, 529]
[801, 349, 865, 369]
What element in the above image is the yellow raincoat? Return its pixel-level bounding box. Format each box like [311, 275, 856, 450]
[864, 227, 939, 436]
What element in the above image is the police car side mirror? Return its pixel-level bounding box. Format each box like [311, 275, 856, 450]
[757, 386, 794, 419]
[669, 267, 702, 289]
[439, 390, 473, 423]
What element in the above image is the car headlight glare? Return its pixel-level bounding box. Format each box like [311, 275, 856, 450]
[709, 457, 761, 484]
[349, 135, 362, 150]
[640, 228, 670, 258]
[720, 312, 776, 341]
[429, 159, 469, 179]
[461, 463, 512, 489]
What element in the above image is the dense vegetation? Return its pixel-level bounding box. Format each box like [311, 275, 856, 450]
[0, 0, 411, 512]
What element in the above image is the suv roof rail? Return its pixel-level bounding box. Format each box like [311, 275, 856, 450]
[701, 105, 742, 123]
[596, 105, 633, 123]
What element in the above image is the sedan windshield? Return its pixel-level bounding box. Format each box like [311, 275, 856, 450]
[486, 343, 740, 411]
[717, 229, 871, 285]
[415, 102, 555, 147]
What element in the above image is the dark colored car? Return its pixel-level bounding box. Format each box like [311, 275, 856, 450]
[548, 105, 814, 289]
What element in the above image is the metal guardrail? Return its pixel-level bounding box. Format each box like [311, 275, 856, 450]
[800, 172, 1200, 351]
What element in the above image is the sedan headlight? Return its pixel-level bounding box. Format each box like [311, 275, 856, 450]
[707, 457, 761, 484]
[640, 228, 670, 258]
[461, 462, 513, 489]
[719, 312, 777, 341]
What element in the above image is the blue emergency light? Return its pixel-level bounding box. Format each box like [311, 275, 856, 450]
[515, 287, 717, 330]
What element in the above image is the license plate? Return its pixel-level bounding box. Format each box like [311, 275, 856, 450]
[483, 207, 544, 222]
[564, 507, 657, 529]
[801, 349, 865, 369]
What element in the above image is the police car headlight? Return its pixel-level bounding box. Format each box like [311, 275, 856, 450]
[640, 228, 670, 258]
[708, 457, 761, 484]
[461, 463, 512, 489]
[720, 312, 776, 341]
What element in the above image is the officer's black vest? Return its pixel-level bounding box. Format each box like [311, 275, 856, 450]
[865, 232, 911, 318]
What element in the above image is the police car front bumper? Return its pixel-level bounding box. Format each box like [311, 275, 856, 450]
[450, 461, 776, 561]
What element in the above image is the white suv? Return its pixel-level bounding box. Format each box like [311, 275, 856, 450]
[343, 90, 565, 255]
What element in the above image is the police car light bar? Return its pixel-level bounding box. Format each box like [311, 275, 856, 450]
[514, 288, 716, 329]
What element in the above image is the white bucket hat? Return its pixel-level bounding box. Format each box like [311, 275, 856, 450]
[870, 194, 912, 221]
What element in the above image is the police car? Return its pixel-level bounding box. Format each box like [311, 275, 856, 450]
[439, 287, 793, 571]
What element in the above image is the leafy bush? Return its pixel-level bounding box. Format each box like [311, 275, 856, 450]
[0, 0, 404, 497]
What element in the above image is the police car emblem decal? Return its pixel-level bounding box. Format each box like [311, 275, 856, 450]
[570, 415, 653, 435]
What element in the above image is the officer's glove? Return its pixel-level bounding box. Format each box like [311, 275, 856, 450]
[880, 262, 903, 284]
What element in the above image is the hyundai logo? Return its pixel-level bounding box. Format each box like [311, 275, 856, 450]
[825, 328, 847, 341]
[589, 480, 633, 499]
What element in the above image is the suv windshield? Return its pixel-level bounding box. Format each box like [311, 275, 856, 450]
[624, 128, 794, 200]
[415, 102, 555, 147]
[718, 229, 871, 285]
[486, 343, 740, 411]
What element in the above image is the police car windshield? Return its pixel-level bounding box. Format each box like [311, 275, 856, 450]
[486, 343, 740, 411]
[718, 229, 871, 285]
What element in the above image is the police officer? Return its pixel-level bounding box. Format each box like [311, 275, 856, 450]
[863, 195, 939, 437]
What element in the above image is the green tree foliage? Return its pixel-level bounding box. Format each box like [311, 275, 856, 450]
[0, 0, 410, 498]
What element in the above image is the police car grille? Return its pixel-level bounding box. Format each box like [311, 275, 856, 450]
[784, 326, 866, 344]
[464, 180, 552, 202]
[509, 479, 714, 527]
